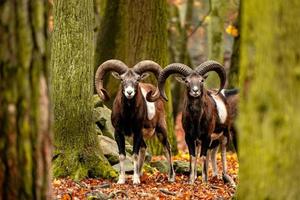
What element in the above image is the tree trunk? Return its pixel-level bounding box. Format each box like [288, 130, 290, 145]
[95, 0, 177, 155]
[227, 7, 240, 88]
[207, 0, 226, 88]
[238, 0, 300, 199]
[50, 0, 117, 180]
[0, 0, 52, 199]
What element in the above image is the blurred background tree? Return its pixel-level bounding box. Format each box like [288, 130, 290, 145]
[95, 0, 177, 155]
[238, 0, 300, 199]
[0, 0, 52, 199]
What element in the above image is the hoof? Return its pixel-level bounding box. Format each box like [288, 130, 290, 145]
[117, 174, 125, 184]
[168, 176, 175, 183]
[188, 179, 195, 184]
[133, 175, 141, 185]
[117, 178, 125, 184]
[222, 174, 236, 188]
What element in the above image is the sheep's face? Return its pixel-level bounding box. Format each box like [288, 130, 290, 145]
[112, 70, 149, 99]
[176, 73, 207, 98]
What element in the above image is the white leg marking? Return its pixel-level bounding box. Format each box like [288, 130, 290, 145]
[133, 154, 140, 184]
[194, 144, 201, 180]
[211, 146, 219, 177]
[117, 154, 126, 184]
[189, 156, 196, 184]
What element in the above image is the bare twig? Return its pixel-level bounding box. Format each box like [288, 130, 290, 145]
[159, 189, 176, 196]
[187, 0, 212, 38]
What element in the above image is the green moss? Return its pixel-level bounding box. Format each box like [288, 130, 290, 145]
[52, 149, 118, 180]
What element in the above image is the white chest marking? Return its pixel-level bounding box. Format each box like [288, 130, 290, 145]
[211, 94, 227, 124]
[141, 87, 156, 120]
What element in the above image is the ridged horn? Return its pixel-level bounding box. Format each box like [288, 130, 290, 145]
[95, 59, 128, 101]
[133, 60, 163, 102]
[133, 60, 162, 79]
[195, 60, 226, 94]
[153, 63, 193, 101]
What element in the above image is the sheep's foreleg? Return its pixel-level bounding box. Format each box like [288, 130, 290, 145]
[186, 134, 196, 184]
[132, 132, 143, 184]
[194, 141, 201, 181]
[200, 140, 209, 183]
[115, 131, 126, 184]
[221, 136, 236, 187]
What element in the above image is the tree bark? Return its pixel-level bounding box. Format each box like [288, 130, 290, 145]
[238, 0, 300, 199]
[207, 0, 226, 88]
[0, 0, 52, 199]
[228, 7, 240, 88]
[95, 0, 177, 155]
[50, 0, 117, 179]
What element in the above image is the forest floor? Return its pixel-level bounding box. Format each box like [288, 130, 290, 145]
[52, 152, 238, 200]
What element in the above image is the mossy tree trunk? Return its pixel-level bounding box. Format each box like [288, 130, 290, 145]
[95, 0, 177, 155]
[238, 0, 300, 199]
[0, 0, 52, 199]
[50, 0, 117, 180]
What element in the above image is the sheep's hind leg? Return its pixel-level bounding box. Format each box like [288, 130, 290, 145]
[137, 140, 147, 177]
[221, 135, 236, 187]
[156, 125, 175, 182]
[211, 145, 219, 178]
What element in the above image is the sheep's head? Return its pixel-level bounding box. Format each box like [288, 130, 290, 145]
[149, 61, 226, 101]
[176, 72, 208, 98]
[112, 70, 148, 99]
[95, 60, 162, 101]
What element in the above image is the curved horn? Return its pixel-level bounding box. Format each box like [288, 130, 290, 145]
[95, 59, 128, 101]
[133, 60, 162, 79]
[133, 60, 163, 102]
[195, 60, 226, 94]
[152, 63, 193, 101]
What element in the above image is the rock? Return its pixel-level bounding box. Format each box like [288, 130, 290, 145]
[173, 160, 202, 175]
[99, 135, 119, 157]
[113, 159, 134, 174]
[93, 94, 103, 108]
[105, 154, 119, 165]
[150, 160, 169, 173]
[93, 106, 114, 138]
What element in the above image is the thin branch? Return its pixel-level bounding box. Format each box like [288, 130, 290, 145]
[187, 0, 212, 38]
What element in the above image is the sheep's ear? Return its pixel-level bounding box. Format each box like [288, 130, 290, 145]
[203, 74, 209, 79]
[112, 72, 121, 79]
[140, 73, 149, 80]
[175, 75, 186, 84]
